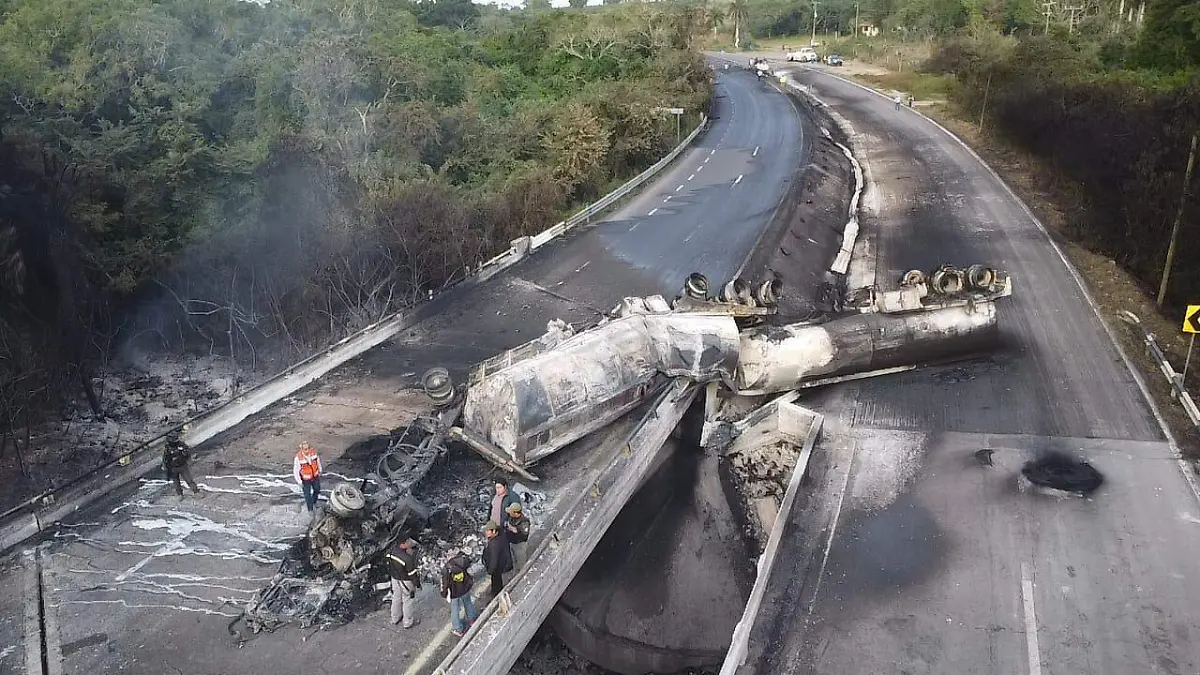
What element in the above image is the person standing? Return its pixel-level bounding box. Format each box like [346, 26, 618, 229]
[490, 478, 521, 528]
[293, 442, 323, 514]
[441, 548, 477, 637]
[386, 538, 421, 628]
[482, 521, 512, 599]
[162, 431, 201, 499]
[504, 502, 530, 571]
[894, 93, 903, 110]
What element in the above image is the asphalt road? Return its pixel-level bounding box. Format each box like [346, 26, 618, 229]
[12, 65, 814, 675]
[737, 63, 1200, 675]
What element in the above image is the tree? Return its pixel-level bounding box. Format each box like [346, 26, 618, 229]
[729, 0, 749, 48]
[1134, 0, 1200, 71]
[569, 0, 588, 8]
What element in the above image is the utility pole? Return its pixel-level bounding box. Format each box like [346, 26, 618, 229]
[1064, 5, 1084, 34]
[811, 1, 818, 46]
[1158, 133, 1199, 308]
[1042, 0, 1056, 34]
[854, 2, 860, 38]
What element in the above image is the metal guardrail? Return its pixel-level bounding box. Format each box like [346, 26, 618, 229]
[1120, 311, 1200, 426]
[0, 112, 714, 556]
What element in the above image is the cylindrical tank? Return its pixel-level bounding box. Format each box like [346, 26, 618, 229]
[461, 313, 740, 465]
[734, 301, 999, 395]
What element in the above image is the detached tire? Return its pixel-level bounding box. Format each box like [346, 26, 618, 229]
[1021, 453, 1104, 494]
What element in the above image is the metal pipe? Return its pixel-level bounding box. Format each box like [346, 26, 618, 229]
[734, 301, 1000, 395]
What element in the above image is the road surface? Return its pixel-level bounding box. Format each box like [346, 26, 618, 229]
[736, 62, 1200, 675]
[9, 65, 824, 675]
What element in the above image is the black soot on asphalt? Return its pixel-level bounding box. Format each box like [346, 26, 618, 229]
[1021, 451, 1105, 494]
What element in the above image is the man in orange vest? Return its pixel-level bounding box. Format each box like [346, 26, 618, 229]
[293, 442, 323, 514]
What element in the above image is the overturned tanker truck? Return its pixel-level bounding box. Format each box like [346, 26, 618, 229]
[444, 262, 1011, 471]
[242, 263, 1011, 631]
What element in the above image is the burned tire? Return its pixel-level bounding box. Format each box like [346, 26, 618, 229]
[930, 266, 965, 294]
[1021, 453, 1104, 494]
[966, 265, 996, 291]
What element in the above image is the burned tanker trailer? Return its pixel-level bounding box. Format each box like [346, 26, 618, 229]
[435, 263, 1013, 470]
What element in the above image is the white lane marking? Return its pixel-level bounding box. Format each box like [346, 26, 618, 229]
[703, 156, 710, 164]
[753, 146, 760, 156]
[648, 208, 658, 216]
[675, 185, 683, 192]
[663, 196, 671, 202]
[687, 174, 695, 181]
[628, 223, 639, 232]
[696, 165, 704, 172]
[710, 149, 716, 155]
[574, 261, 590, 273]
[733, 174, 743, 186]
[401, 580, 493, 675]
[1021, 563, 1043, 675]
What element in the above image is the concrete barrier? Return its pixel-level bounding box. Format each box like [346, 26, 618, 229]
[719, 400, 824, 675]
[432, 379, 701, 675]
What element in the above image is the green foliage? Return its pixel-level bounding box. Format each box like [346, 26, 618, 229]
[1133, 0, 1200, 72]
[0, 0, 713, 423]
[928, 27, 1200, 311]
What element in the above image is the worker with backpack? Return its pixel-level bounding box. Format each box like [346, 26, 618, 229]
[441, 548, 477, 637]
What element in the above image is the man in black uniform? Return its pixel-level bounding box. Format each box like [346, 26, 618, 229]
[162, 431, 201, 499]
[482, 520, 512, 600]
[386, 537, 421, 628]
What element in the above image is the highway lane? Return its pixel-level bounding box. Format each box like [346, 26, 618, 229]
[736, 62, 1200, 675]
[22, 66, 822, 675]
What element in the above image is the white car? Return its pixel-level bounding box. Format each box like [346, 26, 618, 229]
[786, 47, 818, 63]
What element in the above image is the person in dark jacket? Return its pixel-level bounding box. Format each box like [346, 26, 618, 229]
[441, 548, 477, 637]
[504, 502, 531, 571]
[162, 431, 200, 498]
[482, 520, 512, 599]
[386, 538, 421, 628]
[489, 478, 521, 527]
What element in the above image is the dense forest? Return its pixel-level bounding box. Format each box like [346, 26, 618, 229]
[722, 0, 1200, 321]
[0, 0, 714, 437]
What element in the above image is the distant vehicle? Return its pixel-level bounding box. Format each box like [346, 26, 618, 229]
[786, 47, 818, 63]
[825, 54, 844, 66]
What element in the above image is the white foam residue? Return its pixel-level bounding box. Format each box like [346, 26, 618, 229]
[130, 511, 291, 550]
[52, 599, 240, 618]
[848, 429, 926, 511]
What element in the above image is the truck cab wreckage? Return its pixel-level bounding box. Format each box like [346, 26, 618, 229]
[243, 263, 1013, 639]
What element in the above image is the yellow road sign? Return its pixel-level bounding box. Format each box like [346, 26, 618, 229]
[1184, 305, 1200, 334]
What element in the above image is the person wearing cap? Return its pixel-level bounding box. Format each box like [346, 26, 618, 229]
[482, 520, 512, 599]
[490, 478, 521, 528]
[504, 502, 530, 570]
[161, 430, 201, 499]
[293, 442, 323, 514]
[440, 547, 476, 637]
[386, 537, 421, 628]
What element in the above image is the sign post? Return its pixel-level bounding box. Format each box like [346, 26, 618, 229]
[1183, 305, 1200, 384]
[653, 107, 685, 143]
